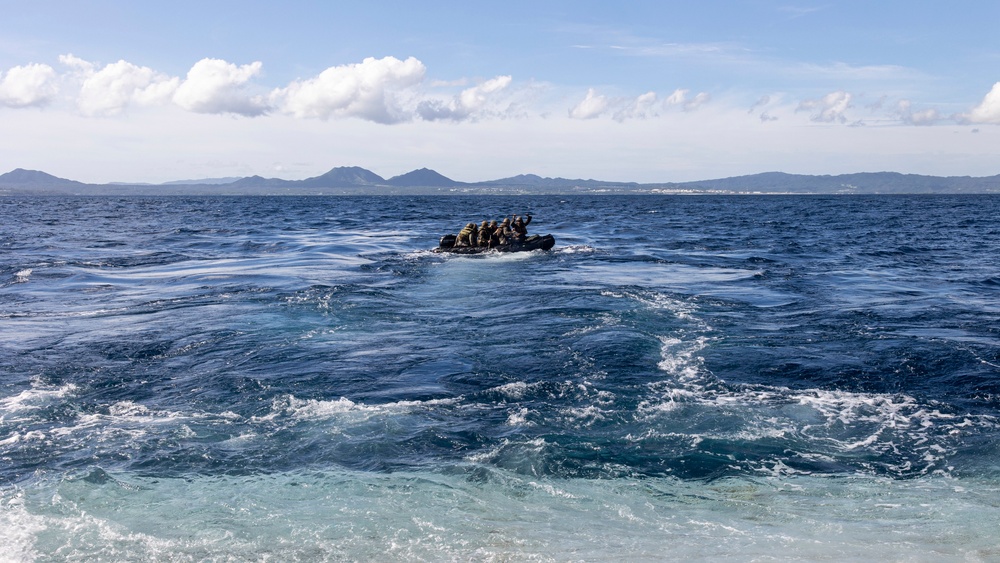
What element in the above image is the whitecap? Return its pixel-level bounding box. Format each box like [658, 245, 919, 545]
[492, 382, 529, 399]
[559, 405, 608, 426]
[656, 335, 711, 380]
[255, 394, 458, 423]
[556, 245, 598, 254]
[506, 407, 531, 426]
[0, 492, 48, 562]
[0, 383, 77, 415]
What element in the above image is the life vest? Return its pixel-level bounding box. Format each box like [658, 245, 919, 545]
[455, 225, 477, 246]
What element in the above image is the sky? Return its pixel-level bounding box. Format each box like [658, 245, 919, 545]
[1, 0, 999, 184]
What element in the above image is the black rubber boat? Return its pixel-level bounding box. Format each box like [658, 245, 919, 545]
[433, 233, 556, 254]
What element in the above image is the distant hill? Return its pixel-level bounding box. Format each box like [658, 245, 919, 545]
[192, 166, 387, 189]
[483, 174, 566, 187]
[386, 168, 462, 187]
[2, 166, 1000, 194]
[0, 168, 85, 188]
[298, 166, 385, 187]
[676, 171, 1000, 194]
[483, 173, 639, 189]
[161, 177, 242, 185]
[226, 175, 293, 188]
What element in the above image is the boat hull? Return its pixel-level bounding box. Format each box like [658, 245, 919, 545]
[433, 234, 555, 254]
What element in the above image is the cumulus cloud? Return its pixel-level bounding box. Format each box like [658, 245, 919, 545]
[72, 59, 178, 116]
[896, 99, 940, 126]
[271, 56, 425, 123]
[0, 63, 57, 108]
[613, 91, 658, 121]
[664, 88, 688, 106]
[59, 53, 95, 74]
[683, 92, 711, 111]
[417, 75, 512, 121]
[570, 87, 708, 120]
[963, 82, 1000, 124]
[663, 88, 710, 111]
[569, 88, 610, 119]
[797, 91, 852, 123]
[173, 58, 267, 116]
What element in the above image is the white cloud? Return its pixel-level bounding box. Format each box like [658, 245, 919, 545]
[569, 88, 609, 119]
[683, 92, 711, 111]
[797, 91, 852, 123]
[417, 75, 512, 121]
[664, 88, 688, 106]
[896, 99, 940, 126]
[459, 75, 511, 110]
[0, 63, 57, 108]
[173, 58, 267, 116]
[663, 88, 710, 111]
[613, 91, 657, 121]
[59, 54, 95, 74]
[571, 87, 706, 121]
[964, 82, 1000, 124]
[75, 59, 178, 116]
[270, 56, 425, 123]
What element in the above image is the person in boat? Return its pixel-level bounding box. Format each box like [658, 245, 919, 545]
[477, 220, 492, 247]
[511, 214, 532, 242]
[454, 222, 478, 247]
[493, 218, 512, 246]
[485, 220, 499, 247]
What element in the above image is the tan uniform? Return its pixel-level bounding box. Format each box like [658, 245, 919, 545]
[477, 224, 493, 246]
[512, 215, 531, 239]
[455, 223, 477, 247]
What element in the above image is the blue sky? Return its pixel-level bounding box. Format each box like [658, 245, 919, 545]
[1, 0, 999, 183]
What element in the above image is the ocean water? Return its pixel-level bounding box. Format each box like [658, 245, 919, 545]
[2, 194, 999, 561]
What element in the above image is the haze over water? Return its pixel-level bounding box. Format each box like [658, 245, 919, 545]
[2, 194, 999, 560]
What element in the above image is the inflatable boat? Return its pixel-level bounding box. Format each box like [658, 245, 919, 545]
[433, 233, 556, 254]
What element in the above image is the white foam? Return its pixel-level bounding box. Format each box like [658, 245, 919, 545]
[254, 394, 459, 423]
[254, 396, 370, 422]
[559, 405, 608, 426]
[491, 381, 529, 399]
[638, 321, 999, 477]
[657, 335, 711, 380]
[0, 383, 77, 416]
[0, 492, 47, 562]
[506, 407, 531, 426]
[555, 245, 597, 254]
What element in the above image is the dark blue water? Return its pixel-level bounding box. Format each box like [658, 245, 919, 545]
[2, 195, 999, 560]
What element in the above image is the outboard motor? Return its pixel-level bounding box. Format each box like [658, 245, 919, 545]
[439, 234, 457, 248]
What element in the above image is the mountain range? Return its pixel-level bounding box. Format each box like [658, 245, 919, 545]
[2, 166, 1000, 195]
